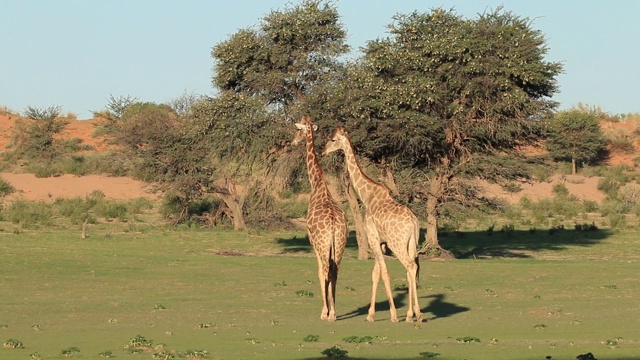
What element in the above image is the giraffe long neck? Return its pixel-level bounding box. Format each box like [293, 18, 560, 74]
[340, 136, 382, 206]
[305, 129, 327, 194]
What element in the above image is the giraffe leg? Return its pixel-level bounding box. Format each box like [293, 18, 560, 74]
[316, 257, 329, 320]
[376, 254, 398, 322]
[366, 260, 380, 322]
[327, 260, 338, 321]
[399, 256, 421, 322]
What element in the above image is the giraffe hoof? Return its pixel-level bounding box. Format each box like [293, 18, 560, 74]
[365, 315, 374, 322]
[390, 317, 399, 323]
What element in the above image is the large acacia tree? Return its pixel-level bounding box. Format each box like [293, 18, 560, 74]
[335, 8, 562, 255]
[199, 0, 349, 227]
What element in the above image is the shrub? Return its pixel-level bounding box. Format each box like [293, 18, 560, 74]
[552, 183, 569, 196]
[5, 200, 54, 228]
[617, 183, 640, 206]
[23, 105, 62, 120]
[0, 177, 15, 196]
[582, 199, 599, 213]
[605, 128, 635, 153]
[94, 201, 128, 221]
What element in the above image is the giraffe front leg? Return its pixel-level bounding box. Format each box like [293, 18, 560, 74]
[366, 261, 380, 322]
[377, 257, 398, 323]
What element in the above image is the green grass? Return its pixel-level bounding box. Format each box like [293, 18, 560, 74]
[0, 225, 639, 359]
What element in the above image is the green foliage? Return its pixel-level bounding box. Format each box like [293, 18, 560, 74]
[545, 109, 606, 171]
[338, 7, 561, 166]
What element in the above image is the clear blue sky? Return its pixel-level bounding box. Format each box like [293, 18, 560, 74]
[2, 0, 639, 119]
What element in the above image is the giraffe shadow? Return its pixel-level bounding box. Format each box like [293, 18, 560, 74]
[337, 292, 407, 321]
[337, 292, 469, 322]
[421, 293, 470, 321]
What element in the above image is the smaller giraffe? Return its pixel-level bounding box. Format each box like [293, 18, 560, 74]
[292, 116, 348, 321]
[323, 126, 422, 323]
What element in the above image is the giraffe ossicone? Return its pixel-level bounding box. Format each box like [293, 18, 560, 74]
[293, 116, 348, 321]
[323, 126, 423, 323]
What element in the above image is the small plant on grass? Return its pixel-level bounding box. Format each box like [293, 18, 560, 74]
[154, 303, 166, 309]
[3, 338, 24, 348]
[303, 334, 319, 342]
[185, 349, 209, 358]
[456, 336, 480, 344]
[321, 345, 348, 358]
[295, 290, 314, 297]
[126, 335, 154, 352]
[98, 350, 115, 357]
[343, 335, 373, 344]
[30, 353, 42, 360]
[534, 324, 547, 330]
[419, 351, 440, 358]
[61, 347, 80, 357]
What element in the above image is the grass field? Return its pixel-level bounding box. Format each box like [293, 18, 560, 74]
[1, 224, 639, 360]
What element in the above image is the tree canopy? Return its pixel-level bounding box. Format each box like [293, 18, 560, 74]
[545, 108, 606, 174]
[329, 7, 563, 253]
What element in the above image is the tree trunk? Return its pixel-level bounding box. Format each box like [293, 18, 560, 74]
[342, 174, 371, 259]
[571, 157, 577, 175]
[419, 175, 455, 260]
[213, 180, 247, 230]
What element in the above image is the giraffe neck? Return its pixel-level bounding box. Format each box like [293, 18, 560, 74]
[340, 136, 383, 206]
[305, 128, 328, 194]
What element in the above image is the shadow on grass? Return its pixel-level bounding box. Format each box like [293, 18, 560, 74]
[275, 230, 360, 254]
[422, 293, 470, 321]
[337, 291, 469, 322]
[277, 227, 613, 259]
[337, 291, 404, 321]
[438, 227, 614, 259]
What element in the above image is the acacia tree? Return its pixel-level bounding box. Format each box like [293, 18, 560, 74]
[335, 8, 562, 256]
[201, 0, 349, 228]
[545, 109, 605, 174]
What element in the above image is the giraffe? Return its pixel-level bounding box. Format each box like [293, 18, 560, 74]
[292, 116, 348, 321]
[323, 126, 422, 323]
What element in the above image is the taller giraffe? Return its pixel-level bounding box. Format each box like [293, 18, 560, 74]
[292, 116, 348, 321]
[323, 126, 422, 323]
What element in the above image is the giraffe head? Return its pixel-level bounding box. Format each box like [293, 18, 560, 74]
[322, 126, 348, 156]
[292, 116, 318, 146]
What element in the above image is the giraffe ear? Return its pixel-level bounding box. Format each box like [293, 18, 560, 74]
[312, 124, 318, 131]
[294, 123, 304, 130]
